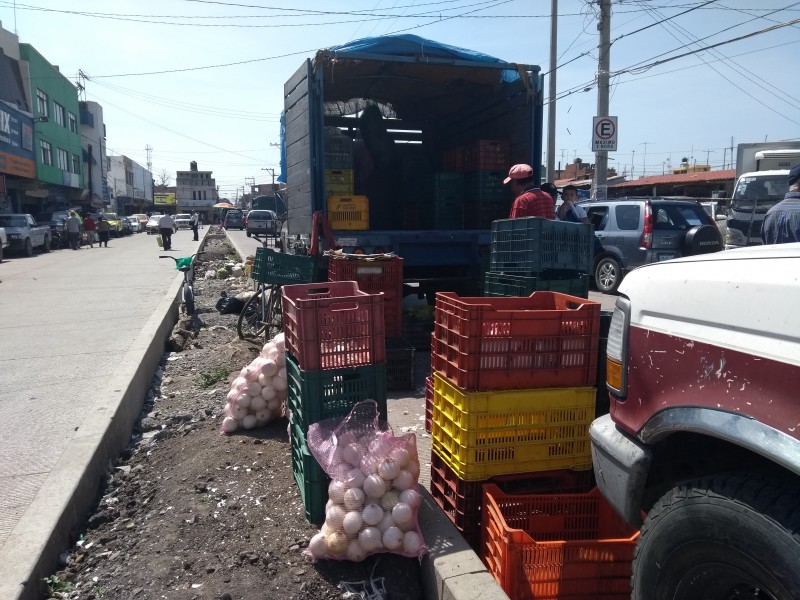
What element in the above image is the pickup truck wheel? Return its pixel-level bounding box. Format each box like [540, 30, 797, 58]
[632, 474, 800, 600]
[23, 238, 33, 257]
[42, 235, 51, 253]
[594, 256, 621, 293]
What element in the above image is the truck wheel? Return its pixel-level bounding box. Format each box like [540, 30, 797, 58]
[594, 256, 621, 293]
[42, 236, 51, 253]
[23, 238, 33, 257]
[633, 474, 800, 600]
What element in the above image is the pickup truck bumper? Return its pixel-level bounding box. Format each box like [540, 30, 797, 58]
[6, 237, 25, 251]
[589, 414, 652, 528]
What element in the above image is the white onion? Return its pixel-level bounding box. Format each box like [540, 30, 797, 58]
[325, 499, 334, 512]
[392, 502, 413, 525]
[344, 468, 366, 490]
[221, 416, 238, 433]
[257, 373, 269, 387]
[231, 404, 248, 421]
[328, 480, 347, 505]
[390, 447, 411, 468]
[321, 522, 333, 537]
[382, 526, 403, 550]
[262, 341, 276, 356]
[342, 443, 365, 467]
[377, 511, 395, 533]
[327, 531, 348, 556]
[250, 396, 266, 411]
[232, 376, 247, 389]
[243, 365, 258, 380]
[326, 505, 346, 531]
[405, 459, 420, 479]
[272, 375, 287, 392]
[272, 333, 285, 351]
[338, 432, 357, 446]
[400, 489, 422, 510]
[393, 470, 414, 491]
[361, 503, 383, 526]
[266, 398, 281, 412]
[276, 353, 286, 367]
[237, 394, 252, 409]
[255, 409, 271, 423]
[261, 359, 278, 377]
[342, 511, 363, 536]
[345, 539, 367, 562]
[344, 488, 365, 511]
[403, 531, 422, 554]
[360, 454, 380, 476]
[308, 532, 328, 559]
[267, 347, 279, 361]
[260, 385, 276, 400]
[380, 490, 400, 511]
[378, 459, 400, 480]
[363, 475, 387, 499]
[396, 517, 415, 532]
[358, 527, 382, 552]
[226, 389, 238, 403]
[277, 367, 286, 380]
[242, 414, 258, 429]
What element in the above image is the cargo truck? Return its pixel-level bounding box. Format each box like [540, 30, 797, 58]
[281, 34, 543, 296]
[726, 141, 800, 247]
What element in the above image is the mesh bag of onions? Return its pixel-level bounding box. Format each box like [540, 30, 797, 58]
[305, 400, 427, 561]
[220, 333, 288, 434]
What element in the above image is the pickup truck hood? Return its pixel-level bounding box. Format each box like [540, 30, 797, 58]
[2, 226, 26, 234]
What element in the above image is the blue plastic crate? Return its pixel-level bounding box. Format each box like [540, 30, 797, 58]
[490, 218, 593, 274]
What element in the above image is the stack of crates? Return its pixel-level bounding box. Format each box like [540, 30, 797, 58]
[428, 291, 600, 552]
[281, 281, 389, 525]
[485, 217, 594, 299]
[432, 172, 465, 229]
[324, 127, 353, 169]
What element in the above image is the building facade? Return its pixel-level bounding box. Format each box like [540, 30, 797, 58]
[176, 161, 218, 223]
[19, 43, 83, 212]
[107, 155, 153, 215]
[79, 100, 109, 210]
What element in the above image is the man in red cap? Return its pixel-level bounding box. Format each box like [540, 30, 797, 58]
[504, 164, 555, 219]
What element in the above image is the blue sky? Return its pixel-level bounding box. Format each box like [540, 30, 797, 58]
[2, 0, 798, 199]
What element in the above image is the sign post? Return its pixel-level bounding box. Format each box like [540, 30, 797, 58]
[592, 116, 618, 152]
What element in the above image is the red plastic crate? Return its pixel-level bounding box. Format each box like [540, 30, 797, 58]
[482, 484, 638, 600]
[432, 292, 600, 391]
[424, 375, 434, 433]
[430, 450, 593, 551]
[469, 139, 510, 170]
[281, 281, 386, 371]
[327, 255, 403, 298]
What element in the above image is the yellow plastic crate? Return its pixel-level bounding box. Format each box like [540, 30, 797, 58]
[431, 372, 595, 481]
[325, 169, 354, 196]
[328, 195, 369, 230]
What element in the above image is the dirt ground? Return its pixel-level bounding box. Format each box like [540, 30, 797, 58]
[46, 233, 426, 600]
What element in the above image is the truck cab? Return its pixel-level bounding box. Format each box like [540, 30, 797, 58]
[726, 170, 790, 247]
[590, 243, 800, 598]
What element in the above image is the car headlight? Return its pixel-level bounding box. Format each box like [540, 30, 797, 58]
[725, 226, 747, 247]
[9, 233, 20, 239]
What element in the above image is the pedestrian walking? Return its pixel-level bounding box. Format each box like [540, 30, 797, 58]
[503, 164, 555, 219]
[190, 211, 200, 241]
[65, 211, 82, 250]
[96, 215, 111, 247]
[158, 214, 177, 250]
[762, 164, 800, 245]
[83, 214, 97, 248]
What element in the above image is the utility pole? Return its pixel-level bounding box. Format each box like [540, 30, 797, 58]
[546, 0, 558, 183]
[593, 0, 611, 200]
[640, 142, 650, 177]
[261, 167, 276, 190]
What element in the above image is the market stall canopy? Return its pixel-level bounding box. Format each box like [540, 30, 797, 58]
[212, 202, 235, 208]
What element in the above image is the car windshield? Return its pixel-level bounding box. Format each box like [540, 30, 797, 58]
[0, 215, 27, 227]
[248, 211, 273, 219]
[731, 175, 788, 213]
[104, 214, 118, 220]
[176, 214, 191, 219]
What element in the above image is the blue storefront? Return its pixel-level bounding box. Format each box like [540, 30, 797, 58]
[0, 100, 36, 213]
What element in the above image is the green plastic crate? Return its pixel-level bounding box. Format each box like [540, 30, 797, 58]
[490, 218, 593, 274]
[286, 353, 388, 436]
[290, 423, 329, 526]
[252, 247, 318, 286]
[386, 338, 415, 391]
[484, 271, 590, 299]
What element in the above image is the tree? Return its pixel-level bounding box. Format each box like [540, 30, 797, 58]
[155, 168, 173, 190]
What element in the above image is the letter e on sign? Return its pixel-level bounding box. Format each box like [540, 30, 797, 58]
[592, 116, 618, 151]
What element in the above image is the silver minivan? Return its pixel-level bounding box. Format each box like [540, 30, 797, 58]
[578, 197, 723, 293]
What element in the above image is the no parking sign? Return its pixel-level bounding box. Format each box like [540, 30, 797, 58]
[592, 116, 618, 151]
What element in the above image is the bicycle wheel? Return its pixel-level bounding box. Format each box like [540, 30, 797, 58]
[237, 288, 267, 339]
[183, 284, 195, 316]
[264, 285, 283, 339]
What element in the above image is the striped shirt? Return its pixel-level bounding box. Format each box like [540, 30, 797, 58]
[762, 192, 800, 244]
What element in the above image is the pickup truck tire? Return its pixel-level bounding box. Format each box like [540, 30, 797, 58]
[23, 238, 33, 257]
[594, 256, 622, 294]
[42, 235, 51, 253]
[632, 474, 800, 600]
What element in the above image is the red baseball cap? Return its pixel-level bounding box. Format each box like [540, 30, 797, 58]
[503, 164, 534, 184]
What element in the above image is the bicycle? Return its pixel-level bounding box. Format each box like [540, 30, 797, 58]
[160, 252, 204, 316]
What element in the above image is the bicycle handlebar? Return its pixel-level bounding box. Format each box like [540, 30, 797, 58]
[159, 251, 204, 262]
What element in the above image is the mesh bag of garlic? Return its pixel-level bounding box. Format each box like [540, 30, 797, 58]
[305, 400, 427, 561]
[220, 333, 289, 434]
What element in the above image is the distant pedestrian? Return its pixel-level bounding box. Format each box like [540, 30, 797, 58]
[557, 185, 590, 224]
[762, 163, 800, 244]
[159, 214, 177, 250]
[96, 215, 110, 247]
[83, 214, 97, 248]
[190, 211, 200, 241]
[65, 211, 82, 250]
[504, 164, 555, 220]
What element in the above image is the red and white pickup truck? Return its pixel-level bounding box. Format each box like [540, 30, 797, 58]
[0, 213, 52, 256]
[591, 242, 800, 599]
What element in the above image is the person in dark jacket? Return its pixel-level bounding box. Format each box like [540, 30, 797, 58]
[762, 163, 800, 244]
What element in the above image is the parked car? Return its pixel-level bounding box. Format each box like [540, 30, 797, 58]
[0, 226, 7, 261]
[590, 243, 800, 598]
[245, 210, 280, 237]
[119, 216, 133, 236]
[132, 213, 148, 231]
[103, 213, 124, 237]
[0, 213, 52, 256]
[578, 197, 723, 293]
[223, 210, 244, 230]
[126, 216, 142, 233]
[174, 213, 192, 229]
[35, 210, 71, 248]
[146, 215, 162, 235]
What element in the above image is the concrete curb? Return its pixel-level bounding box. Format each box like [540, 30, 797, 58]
[225, 231, 510, 600]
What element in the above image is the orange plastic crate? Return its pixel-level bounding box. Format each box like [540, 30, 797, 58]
[481, 484, 638, 600]
[432, 291, 600, 391]
[327, 195, 369, 230]
[281, 281, 386, 371]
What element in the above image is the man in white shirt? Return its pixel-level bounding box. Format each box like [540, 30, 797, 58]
[190, 211, 200, 241]
[158, 214, 177, 250]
